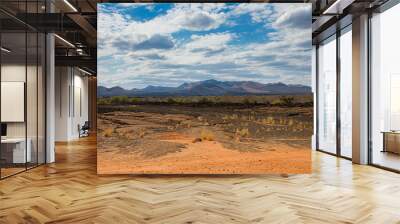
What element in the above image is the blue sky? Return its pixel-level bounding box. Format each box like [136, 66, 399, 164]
[98, 3, 311, 89]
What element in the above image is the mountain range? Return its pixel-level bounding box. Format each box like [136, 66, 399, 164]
[98, 79, 311, 97]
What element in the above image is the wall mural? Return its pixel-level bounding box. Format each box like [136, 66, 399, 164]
[97, 3, 313, 174]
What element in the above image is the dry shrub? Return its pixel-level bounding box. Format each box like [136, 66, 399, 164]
[262, 116, 275, 125]
[230, 114, 239, 120]
[201, 129, 215, 141]
[287, 119, 294, 126]
[236, 128, 250, 137]
[103, 128, 113, 137]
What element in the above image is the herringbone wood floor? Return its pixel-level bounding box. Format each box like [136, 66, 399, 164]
[1, 136, 400, 224]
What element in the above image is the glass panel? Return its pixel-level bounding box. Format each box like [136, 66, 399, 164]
[26, 0, 39, 169]
[38, 32, 45, 165]
[371, 4, 400, 171]
[0, 1, 46, 178]
[340, 27, 352, 158]
[27, 31, 38, 169]
[317, 35, 337, 154]
[1, 30, 27, 177]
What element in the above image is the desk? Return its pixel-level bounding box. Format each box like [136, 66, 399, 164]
[1, 138, 31, 163]
[382, 131, 400, 154]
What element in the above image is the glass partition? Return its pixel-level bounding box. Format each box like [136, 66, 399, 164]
[27, 30, 38, 169]
[38, 32, 46, 165]
[317, 35, 337, 154]
[370, 3, 400, 171]
[0, 1, 46, 179]
[1, 31, 28, 177]
[339, 26, 352, 158]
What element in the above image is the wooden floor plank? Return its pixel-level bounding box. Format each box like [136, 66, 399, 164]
[0, 136, 400, 223]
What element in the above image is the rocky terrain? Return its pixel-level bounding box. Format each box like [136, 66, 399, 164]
[97, 104, 312, 174]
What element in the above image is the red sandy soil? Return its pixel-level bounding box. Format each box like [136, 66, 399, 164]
[98, 132, 311, 174]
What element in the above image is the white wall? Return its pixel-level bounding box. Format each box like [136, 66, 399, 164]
[55, 67, 69, 141]
[55, 67, 89, 141]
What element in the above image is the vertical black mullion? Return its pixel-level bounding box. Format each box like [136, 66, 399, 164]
[25, 0, 28, 171]
[316, 44, 320, 151]
[24, 0, 28, 170]
[336, 28, 341, 157]
[36, 0, 39, 167]
[73, 68, 75, 118]
[44, 34, 47, 164]
[44, 0, 47, 164]
[367, 11, 373, 165]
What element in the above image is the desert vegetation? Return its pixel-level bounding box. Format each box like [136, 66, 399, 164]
[97, 94, 312, 174]
[97, 95, 312, 107]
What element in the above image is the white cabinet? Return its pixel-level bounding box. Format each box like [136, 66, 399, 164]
[1, 138, 32, 163]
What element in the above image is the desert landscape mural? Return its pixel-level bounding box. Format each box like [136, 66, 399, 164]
[97, 3, 312, 174]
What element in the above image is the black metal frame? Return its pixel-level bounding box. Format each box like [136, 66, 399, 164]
[336, 21, 341, 158]
[0, 0, 48, 180]
[315, 22, 353, 162]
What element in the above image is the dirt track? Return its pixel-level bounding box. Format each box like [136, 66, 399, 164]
[97, 105, 312, 174]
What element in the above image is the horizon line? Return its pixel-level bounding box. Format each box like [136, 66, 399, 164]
[99, 79, 312, 90]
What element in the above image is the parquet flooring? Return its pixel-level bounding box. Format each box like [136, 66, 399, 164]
[1, 136, 400, 223]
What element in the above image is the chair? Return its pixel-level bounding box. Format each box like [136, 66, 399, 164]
[79, 121, 90, 138]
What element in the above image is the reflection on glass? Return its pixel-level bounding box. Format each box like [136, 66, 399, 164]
[318, 36, 337, 154]
[27, 31, 38, 169]
[371, 3, 400, 171]
[0, 0, 47, 179]
[340, 28, 352, 158]
[38, 33, 46, 165]
[1, 32, 27, 177]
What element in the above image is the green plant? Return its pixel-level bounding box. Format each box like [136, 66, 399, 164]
[280, 96, 294, 106]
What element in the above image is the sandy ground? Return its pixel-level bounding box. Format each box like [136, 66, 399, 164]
[97, 105, 312, 174]
[98, 132, 310, 174]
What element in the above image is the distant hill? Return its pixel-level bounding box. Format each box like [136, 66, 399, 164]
[98, 79, 311, 97]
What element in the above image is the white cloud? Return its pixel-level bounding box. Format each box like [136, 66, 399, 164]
[98, 3, 229, 57]
[229, 3, 274, 23]
[275, 5, 311, 29]
[186, 33, 233, 51]
[98, 3, 312, 89]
